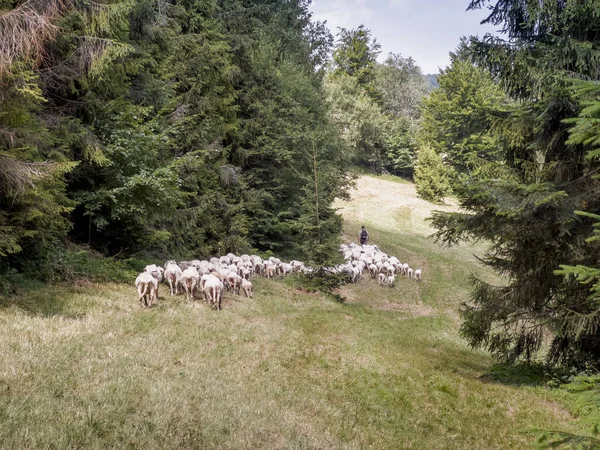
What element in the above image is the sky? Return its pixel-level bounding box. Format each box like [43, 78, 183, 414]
[310, 0, 501, 74]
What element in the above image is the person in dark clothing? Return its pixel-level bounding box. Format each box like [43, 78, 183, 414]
[358, 225, 369, 245]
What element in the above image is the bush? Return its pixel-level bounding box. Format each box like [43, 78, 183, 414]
[287, 267, 350, 302]
[3, 240, 141, 285]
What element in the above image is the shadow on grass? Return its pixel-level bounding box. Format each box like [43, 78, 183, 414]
[479, 362, 563, 387]
[0, 282, 94, 319]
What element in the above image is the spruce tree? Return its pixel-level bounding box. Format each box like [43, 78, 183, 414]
[430, 0, 600, 366]
[332, 25, 382, 103]
[413, 145, 451, 203]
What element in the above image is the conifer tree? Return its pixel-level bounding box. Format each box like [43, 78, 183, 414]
[430, 0, 600, 366]
[332, 25, 382, 103]
[413, 145, 451, 203]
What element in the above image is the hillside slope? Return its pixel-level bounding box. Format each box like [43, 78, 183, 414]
[0, 175, 578, 449]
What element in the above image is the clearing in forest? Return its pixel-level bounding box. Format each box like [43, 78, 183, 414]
[0, 175, 579, 449]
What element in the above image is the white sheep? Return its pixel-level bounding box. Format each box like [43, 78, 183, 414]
[144, 264, 164, 299]
[164, 262, 182, 296]
[241, 279, 253, 298]
[180, 267, 200, 301]
[135, 272, 158, 307]
[387, 273, 395, 287]
[368, 263, 378, 279]
[414, 269, 422, 282]
[203, 275, 224, 310]
[225, 272, 243, 295]
[401, 263, 409, 275]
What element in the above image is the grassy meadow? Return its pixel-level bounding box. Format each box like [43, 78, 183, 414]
[0, 175, 582, 449]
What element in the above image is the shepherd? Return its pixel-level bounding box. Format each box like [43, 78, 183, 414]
[358, 225, 369, 245]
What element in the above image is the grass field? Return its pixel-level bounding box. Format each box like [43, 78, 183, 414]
[0, 175, 580, 449]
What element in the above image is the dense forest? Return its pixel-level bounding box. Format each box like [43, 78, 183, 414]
[0, 0, 427, 273]
[3, 0, 600, 370]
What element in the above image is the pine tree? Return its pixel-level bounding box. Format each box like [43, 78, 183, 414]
[413, 145, 451, 203]
[430, 0, 600, 366]
[332, 25, 382, 103]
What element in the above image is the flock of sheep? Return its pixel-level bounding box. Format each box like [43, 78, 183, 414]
[337, 243, 422, 287]
[134, 243, 422, 309]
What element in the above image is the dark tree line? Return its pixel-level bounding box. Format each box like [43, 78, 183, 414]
[0, 0, 350, 277]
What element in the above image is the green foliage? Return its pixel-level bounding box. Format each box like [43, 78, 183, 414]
[414, 145, 451, 203]
[290, 268, 347, 302]
[324, 72, 388, 170]
[295, 143, 346, 266]
[325, 52, 424, 176]
[0, 65, 76, 258]
[384, 116, 419, 176]
[420, 59, 505, 176]
[527, 373, 600, 449]
[375, 53, 428, 120]
[1, 0, 350, 269]
[429, 0, 600, 368]
[332, 25, 381, 102]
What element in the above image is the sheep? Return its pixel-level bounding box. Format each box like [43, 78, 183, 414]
[414, 269, 422, 282]
[401, 263, 409, 275]
[378, 272, 386, 286]
[368, 263, 378, 279]
[407, 267, 414, 279]
[225, 272, 243, 295]
[163, 260, 178, 270]
[279, 263, 293, 277]
[180, 267, 200, 301]
[135, 272, 158, 307]
[355, 261, 366, 275]
[200, 273, 211, 301]
[352, 266, 361, 283]
[290, 260, 305, 273]
[254, 262, 264, 276]
[144, 264, 164, 299]
[387, 273, 395, 287]
[203, 275, 224, 310]
[265, 265, 277, 279]
[241, 267, 252, 280]
[164, 262, 183, 296]
[381, 263, 394, 277]
[241, 279, 253, 298]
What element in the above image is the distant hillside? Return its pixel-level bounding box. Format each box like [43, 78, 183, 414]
[424, 74, 439, 91]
